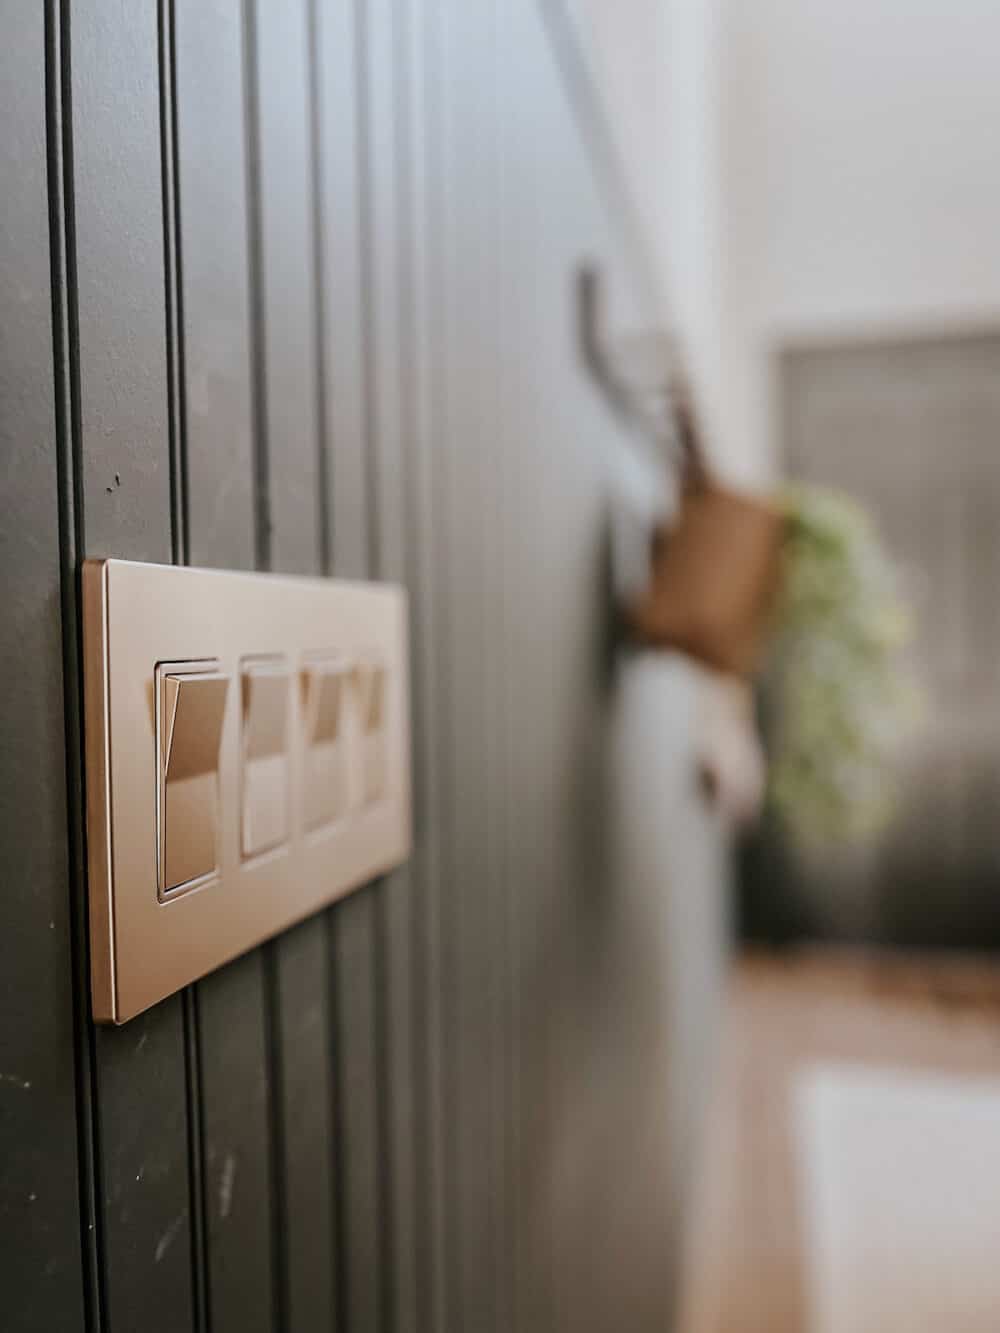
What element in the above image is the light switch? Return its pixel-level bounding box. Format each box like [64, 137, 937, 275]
[157, 662, 229, 896]
[353, 661, 387, 805]
[84, 559, 410, 1022]
[241, 658, 289, 858]
[301, 658, 351, 830]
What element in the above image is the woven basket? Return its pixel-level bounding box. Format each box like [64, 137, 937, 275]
[626, 396, 786, 676]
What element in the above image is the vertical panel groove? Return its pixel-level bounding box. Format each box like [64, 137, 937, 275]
[354, 0, 380, 579]
[395, 37, 429, 1326]
[262, 948, 289, 1333]
[309, 3, 348, 1323]
[393, 3, 439, 1329]
[495, 15, 519, 1326]
[73, 0, 195, 1315]
[409, 6, 449, 1325]
[244, 7, 286, 1327]
[325, 907, 347, 1333]
[44, 1, 102, 1327]
[241, 0, 270, 574]
[307, 7, 343, 1323]
[480, 14, 504, 1327]
[306, 0, 331, 578]
[373, 891, 393, 1333]
[158, 0, 188, 568]
[317, 1, 394, 1328]
[312, 1, 375, 1323]
[360, 5, 413, 1328]
[180, 992, 209, 1333]
[484, 12, 510, 1327]
[158, 5, 207, 1328]
[250, 0, 337, 1322]
[173, 2, 274, 1321]
[241, 6, 285, 1330]
[422, 5, 458, 1327]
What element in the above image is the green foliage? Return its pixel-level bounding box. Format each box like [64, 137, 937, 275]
[765, 484, 920, 846]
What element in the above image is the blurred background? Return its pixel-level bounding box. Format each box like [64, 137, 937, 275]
[574, 3, 1000, 1329]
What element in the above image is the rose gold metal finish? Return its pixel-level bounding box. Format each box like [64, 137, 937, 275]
[240, 657, 290, 858]
[157, 661, 229, 898]
[83, 559, 411, 1023]
[300, 657, 352, 831]
[354, 662, 388, 804]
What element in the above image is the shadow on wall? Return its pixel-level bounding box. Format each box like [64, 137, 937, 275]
[503, 496, 730, 1331]
[543, 647, 729, 1328]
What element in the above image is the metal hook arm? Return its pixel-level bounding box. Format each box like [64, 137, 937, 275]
[576, 261, 709, 486]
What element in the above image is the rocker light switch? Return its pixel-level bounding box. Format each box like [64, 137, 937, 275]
[301, 659, 351, 830]
[157, 662, 229, 896]
[241, 659, 289, 857]
[83, 559, 410, 1023]
[354, 662, 387, 804]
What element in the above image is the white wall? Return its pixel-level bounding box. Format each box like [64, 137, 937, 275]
[724, 0, 1000, 471]
[569, 0, 733, 478]
[570, 0, 1000, 481]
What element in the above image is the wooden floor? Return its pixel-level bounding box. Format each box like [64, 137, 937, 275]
[676, 949, 1000, 1333]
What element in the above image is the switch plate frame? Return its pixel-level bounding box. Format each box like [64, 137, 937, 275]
[83, 558, 411, 1023]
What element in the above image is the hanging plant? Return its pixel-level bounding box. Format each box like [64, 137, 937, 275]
[764, 484, 921, 846]
[599, 337, 922, 845]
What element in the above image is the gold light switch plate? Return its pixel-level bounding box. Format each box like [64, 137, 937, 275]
[83, 559, 411, 1023]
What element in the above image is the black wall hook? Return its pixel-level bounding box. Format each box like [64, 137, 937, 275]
[576, 261, 709, 484]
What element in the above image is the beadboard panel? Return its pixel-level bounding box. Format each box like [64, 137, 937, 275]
[0, 4, 727, 1330]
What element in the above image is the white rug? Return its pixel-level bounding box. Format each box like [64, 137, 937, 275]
[794, 1063, 1000, 1333]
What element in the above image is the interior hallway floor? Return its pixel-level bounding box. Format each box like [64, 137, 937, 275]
[677, 949, 1000, 1333]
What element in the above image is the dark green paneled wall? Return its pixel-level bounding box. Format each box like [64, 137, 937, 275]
[0, 3, 727, 1330]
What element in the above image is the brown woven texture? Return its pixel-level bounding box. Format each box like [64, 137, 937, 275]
[628, 479, 786, 676]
